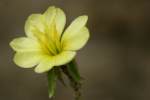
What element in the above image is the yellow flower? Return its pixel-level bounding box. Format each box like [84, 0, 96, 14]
[10, 6, 90, 73]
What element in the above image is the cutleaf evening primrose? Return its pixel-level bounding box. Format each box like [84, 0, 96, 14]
[10, 6, 90, 99]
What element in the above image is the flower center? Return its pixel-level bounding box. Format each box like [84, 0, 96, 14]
[32, 21, 62, 56]
[42, 24, 62, 56]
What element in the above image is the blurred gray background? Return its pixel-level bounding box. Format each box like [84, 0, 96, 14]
[1, 0, 150, 100]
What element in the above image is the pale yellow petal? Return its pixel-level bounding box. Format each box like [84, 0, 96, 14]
[62, 15, 88, 41]
[25, 14, 45, 38]
[39, 7, 66, 54]
[34, 51, 76, 73]
[10, 37, 41, 52]
[53, 51, 76, 66]
[44, 6, 66, 37]
[43, 6, 56, 27]
[34, 56, 54, 73]
[62, 27, 90, 51]
[14, 52, 42, 68]
[55, 8, 66, 35]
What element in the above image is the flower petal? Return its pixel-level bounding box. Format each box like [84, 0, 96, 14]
[10, 37, 41, 52]
[61, 16, 89, 50]
[14, 52, 42, 68]
[34, 51, 76, 73]
[44, 6, 66, 36]
[25, 14, 45, 38]
[62, 27, 90, 51]
[42, 6, 66, 54]
[62, 15, 88, 39]
[53, 51, 76, 66]
[34, 56, 54, 73]
[43, 6, 56, 27]
[55, 8, 66, 35]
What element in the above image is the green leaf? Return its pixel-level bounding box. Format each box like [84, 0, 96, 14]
[66, 60, 81, 83]
[47, 69, 57, 98]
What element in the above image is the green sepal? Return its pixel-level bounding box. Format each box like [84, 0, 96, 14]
[66, 60, 81, 82]
[47, 69, 57, 98]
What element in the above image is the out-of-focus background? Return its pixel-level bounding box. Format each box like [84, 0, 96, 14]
[0, 0, 150, 100]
